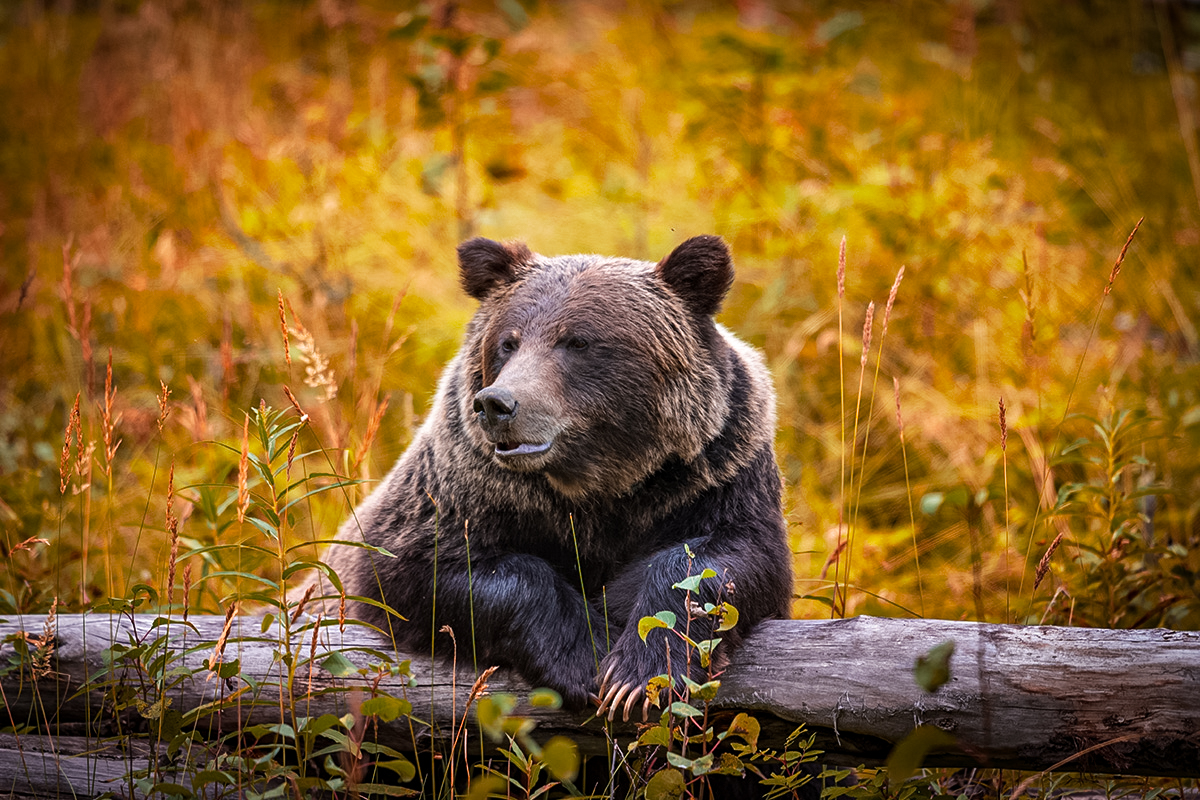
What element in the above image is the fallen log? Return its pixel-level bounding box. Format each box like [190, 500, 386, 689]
[0, 613, 1195, 798]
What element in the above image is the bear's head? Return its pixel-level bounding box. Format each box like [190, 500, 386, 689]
[456, 236, 737, 500]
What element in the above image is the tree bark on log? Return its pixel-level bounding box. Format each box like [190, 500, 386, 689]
[0, 613, 1195, 798]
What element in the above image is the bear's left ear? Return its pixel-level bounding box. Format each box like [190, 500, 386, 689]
[458, 238, 533, 300]
[656, 235, 734, 317]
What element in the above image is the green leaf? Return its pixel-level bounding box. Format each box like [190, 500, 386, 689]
[638, 612, 675, 642]
[668, 701, 703, 718]
[476, 694, 517, 740]
[887, 725, 957, 783]
[914, 640, 955, 693]
[320, 651, 358, 677]
[300, 713, 347, 739]
[644, 768, 685, 800]
[374, 757, 417, 783]
[672, 569, 716, 593]
[361, 695, 410, 722]
[638, 725, 670, 748]
[540, 736, 579, 782]
[690, 753, 714, 776]
[721, 712, 760, 750]
[528, 688, 562, 708]
[665, 751, 694, 769]
[714, 602, 739, 631]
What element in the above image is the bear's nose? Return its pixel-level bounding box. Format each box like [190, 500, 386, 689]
[473, 387, 518, 426]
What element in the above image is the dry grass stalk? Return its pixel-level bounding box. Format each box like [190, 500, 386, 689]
[305, 614, 322, 698]
[836, 236, 846, 299]
[893, 377, 925, 616]
[182, 563, 193, 623]
[818, 535, 846, 581]
[71, 401, 94, 497]
[1034, 527, 1068, 591]
[1103, 217, 1144, 297]
[338, 591, 346, 632]
[237, 413, 250, 524]
[352, 393, 391, 474]
[291, 583, 315, 625]
[466, 664, 499, 706]
[999, 396, 1008, 451]
[999, 396, 1010, 622]
[166, 458, 179, 604]
[882, 266, 905, 337]
[860, 301, 875, 366]
[30, 598, 59, 679]
[278, 289, 292, 367]
[157, 381, 172, 435]
[1021, 250, 1036, 343]
[348, 318, 358, 384]
[60, 239, 80, 337]
[285, 429, 300, 479]
[833, 237, 847, 617]
[892, 377, 904, 438]
[81, 301, 94, 396]
[9, 536, 49, 557]
[100, 350, 121, 477]
[60, 393, 80, 494]
[283, 385, 308, 422]
[208, 603, 237, 678]
[185, 376, 209, 441]
[288, 305, 338, 402]
[220, 311, 233, 402]
[282, 385, 308, 478]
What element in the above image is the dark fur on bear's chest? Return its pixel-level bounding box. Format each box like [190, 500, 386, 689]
[322, 235, 792, 713]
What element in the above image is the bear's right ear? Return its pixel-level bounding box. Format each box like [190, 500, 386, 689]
[457, 238, 533, 300]
[657, 235, 734, 317]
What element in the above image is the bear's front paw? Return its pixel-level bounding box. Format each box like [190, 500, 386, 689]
[595, 631, 696, 723]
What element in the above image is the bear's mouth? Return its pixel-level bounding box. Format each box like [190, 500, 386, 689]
[494, 440, 553, 458]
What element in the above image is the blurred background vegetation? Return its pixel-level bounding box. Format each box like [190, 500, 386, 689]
[2, 0, 1199, 631]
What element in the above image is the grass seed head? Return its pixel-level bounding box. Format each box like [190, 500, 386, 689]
[60, 393, 80, 494]
[157, 381, 172, 435]
[860, 301, 875, 366]
[278, 289, 291, 367]
[291, 582, 315, 625]
[837, 236, 846, 299]
[1034, 529, 1067, 591]
[882, 266, 904, 337]
[1104, 217, 1144, 297]
[999, 396, 1008, 451]
[182, 562, 193, 623]
[352, 393, 391, 474]
[166, 457, 179, 603]
[208, 603, 237, 677]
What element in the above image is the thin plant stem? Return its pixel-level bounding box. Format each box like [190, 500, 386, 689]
[570, 514, 601, 674]
[894, 377, 925, 617]
[833, 237, 846, 618]
[842, 301, 874, 616]
[1000, 396, 1011, 624]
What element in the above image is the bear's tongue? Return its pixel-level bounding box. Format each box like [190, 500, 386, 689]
[496, 441, 552, 456]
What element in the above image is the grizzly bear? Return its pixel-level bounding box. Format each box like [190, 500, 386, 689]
[322, 235, 791, 719]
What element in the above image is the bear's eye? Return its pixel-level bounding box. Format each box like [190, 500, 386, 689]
[499, 337, 519, 354]
[564, 336, 589, 351]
